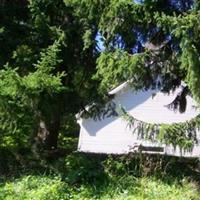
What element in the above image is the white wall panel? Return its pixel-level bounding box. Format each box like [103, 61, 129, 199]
[77, 84, 200, 157]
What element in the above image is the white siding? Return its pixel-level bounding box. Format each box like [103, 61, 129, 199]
[77, 85, 200, 157]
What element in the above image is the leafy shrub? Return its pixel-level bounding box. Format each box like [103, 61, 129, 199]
[0, 175, 69, 200]
[64, 153, 107, 184]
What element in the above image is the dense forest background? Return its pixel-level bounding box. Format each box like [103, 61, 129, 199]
[0, 0, 200, 199]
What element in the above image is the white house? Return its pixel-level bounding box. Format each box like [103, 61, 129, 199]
[76, 82, 200, 157]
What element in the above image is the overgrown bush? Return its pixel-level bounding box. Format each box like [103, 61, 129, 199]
[0, 174, 199, 200]
[0, 175, 69, 200]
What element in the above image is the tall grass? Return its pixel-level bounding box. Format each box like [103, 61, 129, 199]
[0, 139, 199, 200]
[0, 174, 199, 200]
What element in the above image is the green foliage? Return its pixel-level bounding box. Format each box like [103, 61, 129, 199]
[23, 41, 65, 94]
[180, 39, 200, 104]
[98, 0, 136, 44]
[1, 0, 200, 150]
[82, 29, 93, 51]
[0, 1, 200, 199]
[0, 162, 199, 200]
[159, 122, 198, 150]
[12, 45, 36, 73]
[94, 50, 148, 92]
[0, 41, 64, 146]
[119, 106, 200, 150]
[0, 175, 69, 200]
[0, 143, 199, 200]
[155, 9, 200, 105]
[64, 153, 106, 184]
[0, 0, 200, 158]
[0, 154, 199, 200]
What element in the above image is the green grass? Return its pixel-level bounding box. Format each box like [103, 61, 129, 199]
[0, 175, 68, 200]
[0, 174, 199, 200]
[0, 140, 199, 200]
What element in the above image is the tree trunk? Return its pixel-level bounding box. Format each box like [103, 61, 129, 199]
[37, 118, 60, 150]
[34, 95, 63, 151]
[37, 106, 60, 150]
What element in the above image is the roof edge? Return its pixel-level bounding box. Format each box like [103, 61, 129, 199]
[108, 81, 130, 95]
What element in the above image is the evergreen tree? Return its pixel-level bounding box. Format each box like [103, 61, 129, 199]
[0, 0, 199, 151]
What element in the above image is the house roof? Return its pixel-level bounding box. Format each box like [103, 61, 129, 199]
[108, 81, 129, 95]
[77, 81, 200, 123]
